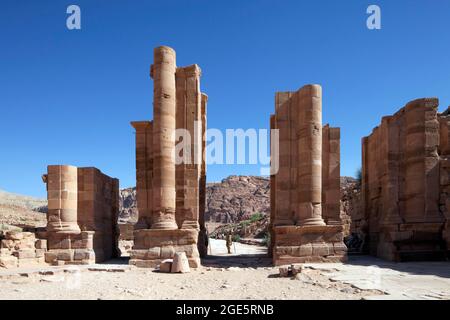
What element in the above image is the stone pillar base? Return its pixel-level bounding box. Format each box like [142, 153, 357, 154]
[45, 231, 95, 265]
[130, 229, 200, 268]
[444, 221, 450, 250]
[197, 229, 208, 258]
[272, 225, 347, 266]
[375, 223, 448, 262]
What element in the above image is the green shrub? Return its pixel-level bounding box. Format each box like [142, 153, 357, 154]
[239, 220, 251, 227]
[232, 234, 241, 242]
[356, 167, 362, 184]
[250, 212, 264, 222]
[262, 232, 271, 247]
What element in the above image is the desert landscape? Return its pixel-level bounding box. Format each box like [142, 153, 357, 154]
[1, 1, 450, 304]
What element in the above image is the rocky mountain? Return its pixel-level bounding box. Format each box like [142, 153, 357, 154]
[117, 175, 270, 226]
[340, 176, 361, 236]
[119, 187, 138, 223]
[205, 175, 270, 224]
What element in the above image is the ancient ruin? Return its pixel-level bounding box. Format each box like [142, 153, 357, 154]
[270, 85, 347, 265]
[42, 165, 119, 265]
[354, 98, 450, 261]
[129, 46, 207, 268]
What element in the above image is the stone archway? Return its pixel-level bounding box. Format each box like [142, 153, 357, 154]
[129, 46, 347, 268]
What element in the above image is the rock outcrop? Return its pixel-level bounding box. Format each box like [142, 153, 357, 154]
[119, 187, 137, 223]
[205, 176, 270, 224]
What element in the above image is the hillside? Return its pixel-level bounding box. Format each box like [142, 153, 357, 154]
[0, 190, 47, 227]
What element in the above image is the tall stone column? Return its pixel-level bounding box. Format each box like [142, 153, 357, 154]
[273, 92, 295, 226]
[44, 165, 80, 234]
[361, 136, 369, 223]
[326, 127, 342, 225]
[131, 121, 153, 229]
[379, 116, 401, 225]
[322, 125, 330, 221]
[151, 46, 178, 230]
[297, 85, 325, 226]
[198, 93, 208, 257]
[175, 64, 202, 230]
[269, 114, 277, 256]
[404, 98, 441, 223]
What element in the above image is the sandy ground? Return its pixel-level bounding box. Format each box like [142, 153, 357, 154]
[0, 263, 378, 300]
[0, 240, 449, 300]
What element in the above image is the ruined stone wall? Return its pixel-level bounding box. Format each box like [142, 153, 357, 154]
[0, 231, 46, 268]
[130, 46, 206, 268]
[359, 98, 449, 261]
[78, 167, 120, 262]
[42, 165, 119, 265]
[439, 114, 450, 249]
[271, 85, 347, 265]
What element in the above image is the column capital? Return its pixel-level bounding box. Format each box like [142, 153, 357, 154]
[176, 64, 202, 78]
[131, 121, 152, 132]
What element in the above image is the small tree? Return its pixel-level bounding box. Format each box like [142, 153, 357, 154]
[356, 167, 362, 185]
[250, 212, 264, 222]
[262, 232, 271, 247]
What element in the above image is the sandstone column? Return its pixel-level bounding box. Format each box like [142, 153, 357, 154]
[297, 85, 325, 226]
[327, 127, 342, 225]
[322, 125, 330, 221]
[273, 92, 295, 226]
[379, 116, 401, 225]
[269, 114, 277, 256]
[151, 46, 178, 230]
[175, 65, 202, 230]
[361, 136, 370, 228]
[198, 93, 208, 257]
[45, 165, 81, 234]
[131, 121, 153, 229]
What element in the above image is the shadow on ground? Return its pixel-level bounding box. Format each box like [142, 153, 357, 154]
[345, 255, 450, 279]
[201, 254, 272, 268]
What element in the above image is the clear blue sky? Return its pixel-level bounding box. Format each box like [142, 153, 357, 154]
[1, 0, 450, 197]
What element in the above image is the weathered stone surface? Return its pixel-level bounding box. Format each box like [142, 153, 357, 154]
[159, 259, 173, 273]
[171, 252, 190, 273]
[0, 256, 18, 268]
[129, 46, 204, 267]
[271, 85, 346, 265]
[358, 98, 449, 261]
[278, 266, 289, 277]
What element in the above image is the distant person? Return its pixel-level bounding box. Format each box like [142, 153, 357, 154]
[226, 233, 232, 254]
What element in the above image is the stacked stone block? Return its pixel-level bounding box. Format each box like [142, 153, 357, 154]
[130, 46, 207, 268]
[358, 98, 449, 261]
[0, 231, 46, 268]
[271, 84, 346, 265]
[42, 165, 119, 265]
[78, 167, 120, 262]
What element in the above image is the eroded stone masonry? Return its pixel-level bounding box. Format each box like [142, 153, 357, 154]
[353, 98, 450, 261]
[270, 84, 347, 265]
[129, 46, 207, 268]
[42, 165, 120, 265]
